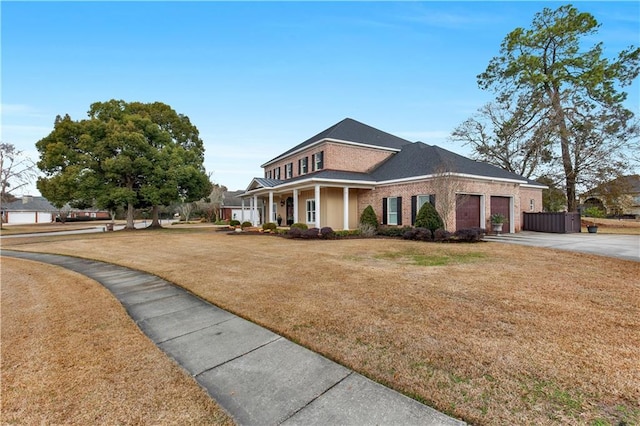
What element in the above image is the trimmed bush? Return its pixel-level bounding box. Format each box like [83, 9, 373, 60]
[302, 228, 320, 239]
[415, 202, 444, 237]
[241, 221, 252, 229]
[402, 227, 432, 241]
[229, 220, 240, 226]
[262, 222, 277, 232]
[320, 227, 335, 239]
[454, 227, 486, 242]
[434, 229, 453, 242]
[378, 225, 412, 237]
[359, 205, 379, 230]
[286, 227, 302, 238]
[290, 222, 308, 230]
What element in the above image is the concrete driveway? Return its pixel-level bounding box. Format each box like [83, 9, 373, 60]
[485, 231, 640, 262]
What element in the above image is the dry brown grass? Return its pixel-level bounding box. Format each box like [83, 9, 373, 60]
[0, 256, 233, 425]
[581, 218, 640, 234]
[2, 229, 639, 425]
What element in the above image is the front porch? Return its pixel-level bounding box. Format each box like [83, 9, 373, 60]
[240, 182, 371, 230]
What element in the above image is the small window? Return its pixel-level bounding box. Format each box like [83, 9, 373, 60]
[286, 163, 293, 179]
[267, 170, 272, 179]
[530, 199, 535, 211]
[313, 151, 324, 171]
[306, 199, 316, 223]
[301, 157, 309, 174]
[275, 167, 281, 180]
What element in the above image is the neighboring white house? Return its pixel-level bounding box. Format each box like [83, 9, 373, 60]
[1, 196, 57, 224]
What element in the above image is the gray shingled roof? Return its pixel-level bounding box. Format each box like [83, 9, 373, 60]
[370, 142, 533, 183]
[263, 118, 412, 166]
[2, 196, 57, 212]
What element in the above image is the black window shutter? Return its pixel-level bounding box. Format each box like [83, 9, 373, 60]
[430, 194, 436, 206]
[397, 197, 403, 225]
[411, 196, 417, 225]
[298, 159, 301, 174]
[382, 198, 387, 225]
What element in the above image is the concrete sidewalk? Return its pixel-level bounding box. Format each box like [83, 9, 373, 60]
[484, 231, 639, 262]
[1, 250, 465, 426]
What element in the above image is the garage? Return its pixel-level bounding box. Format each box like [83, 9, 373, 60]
[6, 211, 37, 224]
[490, 196, 511, 233]
[456, 195, 481, 230]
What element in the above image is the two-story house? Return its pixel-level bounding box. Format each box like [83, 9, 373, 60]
[239, 118, 545, 233]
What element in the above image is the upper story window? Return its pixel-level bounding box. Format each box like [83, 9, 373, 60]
[299, 157, 309, 175]
[285, 162, 293, 179]
[274, 167, 281, 180]
[312, 151, 324, 171]
[267, 170, 272, 179]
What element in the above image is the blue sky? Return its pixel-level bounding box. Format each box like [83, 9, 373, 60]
[2, 1, 638, 193]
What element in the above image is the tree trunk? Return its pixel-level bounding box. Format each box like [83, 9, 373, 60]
[549, 84, 577, 212]
[149, 205, 162, 228]
[125, 202, 135, 230]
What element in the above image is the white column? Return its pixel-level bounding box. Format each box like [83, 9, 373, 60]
[293, 189, 299, 224]
[314, 184, 321, 229]
[241, 198, 245, 222]
[268, 191, 274, 224]
[510, 196, 515, 233]
[343, 187, 350, 230]
[253, 195, 258, 226]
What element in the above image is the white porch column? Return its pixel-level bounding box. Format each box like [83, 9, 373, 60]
[268, 191, 274, 224]
[343, 187, 350, 230]
[293, 189, 299, 224]
[241, 198, 245, 222]
[510, 196, 515, 233]
[253, 195, 259, 226]
[314, 184, 321, 228]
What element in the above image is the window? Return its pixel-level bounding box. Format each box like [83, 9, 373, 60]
[272, 203, 278, 221]
[274, 167, 281, 180]
[267, 170, 272, 179]
[306, 199, 316, 223]
[417, 195, 433, 211]
[388, 197, 398, 225]
[529, 199, 535, 211]
[285, 163, 293, 179]
[313, 151, 324, 171]
[300, 157, 308, 174]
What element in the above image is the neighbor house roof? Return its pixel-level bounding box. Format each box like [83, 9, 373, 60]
[2, 196, 57, 212]
[262, 118, 412, 167]
[583, 174, 640, 196]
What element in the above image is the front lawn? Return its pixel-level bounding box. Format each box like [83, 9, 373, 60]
[2, 230, 638, 425]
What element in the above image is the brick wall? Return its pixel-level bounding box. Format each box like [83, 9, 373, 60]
[263, 141, 395, 179]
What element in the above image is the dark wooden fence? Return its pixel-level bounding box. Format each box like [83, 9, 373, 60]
[522, 212, 581, 233]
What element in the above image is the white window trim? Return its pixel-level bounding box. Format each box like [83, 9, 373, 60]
[306, 199, 316, 223]
[387, 197, 398, 226]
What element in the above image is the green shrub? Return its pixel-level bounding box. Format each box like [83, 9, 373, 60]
[262, 222, 277, 231]
[415, 202, 444, 236]
[378, 225, 412, 237]
[229, 220, 240, 226]
[583, 206, 606, 218]
[290, 222, 308, 230]
[241, 221, 252, 229]
[359, 205, 378, 229]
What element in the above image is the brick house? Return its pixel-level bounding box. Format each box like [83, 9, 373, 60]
[240, 118, 545, 233]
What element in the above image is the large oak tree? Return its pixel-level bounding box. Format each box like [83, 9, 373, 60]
[474, 4, 639, 211]
[36, 100, 211, 229]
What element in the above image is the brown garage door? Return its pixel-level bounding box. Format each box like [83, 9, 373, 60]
[456, 195, 481, 230]
[490, 196, 510, 233]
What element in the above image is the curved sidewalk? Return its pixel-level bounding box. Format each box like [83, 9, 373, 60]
[1, 250, 465, 426]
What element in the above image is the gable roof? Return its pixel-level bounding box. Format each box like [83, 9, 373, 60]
[583, 174, 640, 196]
[370, 142, 537, 184]
[262, 118, 412, 167]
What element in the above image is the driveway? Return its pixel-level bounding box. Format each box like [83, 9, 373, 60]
[485, 231, 640, 262]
